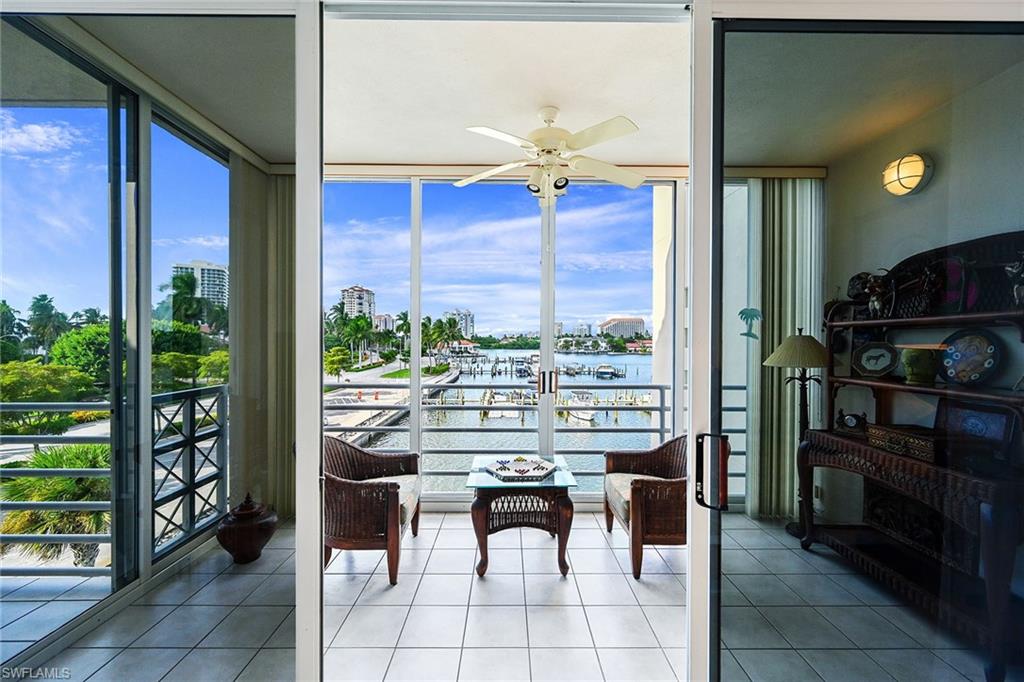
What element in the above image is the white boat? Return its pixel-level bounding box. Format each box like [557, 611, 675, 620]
[595, 364, 617, 379]
[565, 389, 597, 423]
[484, 391, 519, 419]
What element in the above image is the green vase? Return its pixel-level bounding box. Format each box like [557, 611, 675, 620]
[901, 348, 938, 386]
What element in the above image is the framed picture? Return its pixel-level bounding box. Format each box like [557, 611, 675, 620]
[851, 341, 900, 377]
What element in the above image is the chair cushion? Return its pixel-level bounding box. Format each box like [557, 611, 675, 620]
[366, 474, 421, 525]
[604, 472, 667, 522]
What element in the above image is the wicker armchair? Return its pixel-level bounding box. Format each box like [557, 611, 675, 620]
[604, 435, 687, 579]
[323, 436, 421, 585]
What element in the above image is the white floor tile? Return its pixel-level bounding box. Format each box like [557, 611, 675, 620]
[575, 573, 639, 605]
[458, 647, 530, 681]
[162, 647, 258, 682]
[376, 549, 432, 575]
[644, 606, 688, 648]
[386, 648, 461, 681]
[586, 605, 659, 647]
[326, 549, 385, 574]
[568, 548, 621, 574]
[332, 605, 409, 647]
[130, 604, 233, 648]
[72, 605, 175, 647]
[522, 548, 567, 574]
[463, 606, 528, 647]
[599, 648, 677, 681]
[529, 648, 604, 681]
[628, 574, 687, 606]
[243, 573, 295, 606]
[414, 574, 473, 606]
[323, 648, 392, 681]
[236, 647, 294, 681]
[225, 548, 293, 574]
[185, 574, 269, 606]
[732, 649, 820, 682]
[526, 606, 593, 647]
[197, 605, 291, 648]
[425, 549, 476, 574]
[40, 647, 121, 682]
[397, 606, 468, 648]
[615, 548, 673, 574]
[135, 572, 215, 605]
[323, 574, 371, 605]
[469, 574, 525, 605]
[434, 529, 480, 549]
[865, 649, 965, 682]
[482, 548, 524, 574]
[88, 648, 189, 682]
[524, 574, 581, 606]
[358, 574, 423, 606]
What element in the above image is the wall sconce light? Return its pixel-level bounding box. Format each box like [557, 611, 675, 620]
[882, 153, 933, 196]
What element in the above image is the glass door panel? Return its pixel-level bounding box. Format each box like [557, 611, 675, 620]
[551, 183, 674, 493]
[420, 181, 541, 491]
[713, 23, 1024, 682]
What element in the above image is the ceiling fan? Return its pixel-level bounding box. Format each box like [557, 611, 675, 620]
[453, 106, 646, 203]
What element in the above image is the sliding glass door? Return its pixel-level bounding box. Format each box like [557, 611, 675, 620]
[0, 17, 138, 660]
[703, 19, 1024, 682]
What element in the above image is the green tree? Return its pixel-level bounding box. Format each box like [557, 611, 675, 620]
[379, 349, 398, 364]
[25, 294, 70, 358]
[49, 324, 111, 385]
[152, 352, 201, 389]
[1, 339, 22, 363]
[342, 315, 373, 365]
[0, 360, 94, 435]
[198, 350, 230, 383]
[159, 272, 204, 326]
[0, 444, 111, 567]
[152, 320, 203, 355]
[0, 300, 26, 339]
[69, 308, 107, 327]
[395, 311, 411, 352]
[205, 303, 229, 336]
[323, 346, 351, 379]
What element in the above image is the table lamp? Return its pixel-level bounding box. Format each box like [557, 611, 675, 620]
[763, 328, 829, 438]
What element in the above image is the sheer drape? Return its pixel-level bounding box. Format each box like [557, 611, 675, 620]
[751, 177, 824, 519]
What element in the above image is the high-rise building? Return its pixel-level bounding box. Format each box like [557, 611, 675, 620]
[444, 309, 475, 338]
[599, 317, 646, 338]
[340, 285, 375, 318]
[172, 260, 229, 308]
[574, 322, 592, 337]
[373, 314, 394, 332]
[554, 321, 564, 337]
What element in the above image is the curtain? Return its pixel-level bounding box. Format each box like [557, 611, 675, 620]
[265, 174, 296, 519]
[228, 156, 296, 518]
[753, 178, 824, 519]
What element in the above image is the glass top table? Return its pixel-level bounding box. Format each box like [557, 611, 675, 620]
[465, 455, 578, 489]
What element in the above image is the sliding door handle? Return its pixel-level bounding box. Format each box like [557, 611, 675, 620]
[695, 432, 731, 511]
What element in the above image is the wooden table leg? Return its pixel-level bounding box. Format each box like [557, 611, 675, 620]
[796, 440, 815, 550]
[980, 500, 1014, 682]
[471, 493, 489, 577]
[556, 493, 573, 576]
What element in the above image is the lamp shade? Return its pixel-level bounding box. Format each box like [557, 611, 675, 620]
[882, 153, 933, 196]
[763, 331, 829, 369]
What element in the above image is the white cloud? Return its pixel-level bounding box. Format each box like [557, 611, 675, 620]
[0, 110, 84, 155]
[153, 235, 229, 248]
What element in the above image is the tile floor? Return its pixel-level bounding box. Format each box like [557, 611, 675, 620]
[0, 574, 108, 662]
[13, 512, 1018, 681]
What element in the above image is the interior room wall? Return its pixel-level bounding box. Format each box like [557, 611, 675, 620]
[820, 59, 1024, 523]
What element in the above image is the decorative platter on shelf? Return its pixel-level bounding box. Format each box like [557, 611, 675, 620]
[485, 456, 557, 482]
[941, 328, 1002, 385]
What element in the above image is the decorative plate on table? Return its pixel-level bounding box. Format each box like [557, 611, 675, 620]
[851, 341, 900, 378]
[941, 328, 1002, 385]
[485, 456, 557, 482]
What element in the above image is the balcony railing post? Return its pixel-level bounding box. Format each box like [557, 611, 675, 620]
[216, 385, 228, 514]
[182, 392, 196, 535]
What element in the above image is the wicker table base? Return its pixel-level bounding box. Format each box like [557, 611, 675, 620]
[470, 486, 574, 576]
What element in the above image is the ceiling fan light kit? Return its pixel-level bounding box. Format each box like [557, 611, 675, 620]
[455, 106, 646, 203]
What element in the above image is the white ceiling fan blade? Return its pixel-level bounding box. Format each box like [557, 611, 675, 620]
[568, 156, 645, 189]
[453, 160, 533, 188]
[466, 126, 537, 150]
[567, 115, 639, 151]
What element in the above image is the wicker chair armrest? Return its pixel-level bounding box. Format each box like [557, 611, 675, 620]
[355, 450, 420, 478]
[606, 449, 679, 478]
[630, 477, 687, 538]
[323, 472, 399, 541]
[324, 435, 420, 480]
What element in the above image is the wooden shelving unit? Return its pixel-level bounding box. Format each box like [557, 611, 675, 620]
[802, 303, 1024, 681]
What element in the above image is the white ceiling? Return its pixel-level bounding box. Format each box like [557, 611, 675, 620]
[725, 32, 1024, 166]
[323, 20, 691, 166]
[74, 16, 295, 163]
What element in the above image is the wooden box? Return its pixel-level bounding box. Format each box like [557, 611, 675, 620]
[866, 424, 940, 462]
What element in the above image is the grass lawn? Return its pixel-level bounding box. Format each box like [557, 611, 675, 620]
[381, 363, 449, 380]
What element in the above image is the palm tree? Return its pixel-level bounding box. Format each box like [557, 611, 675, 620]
[26, 294, 70, 359]
[205, 303, 229, 336]
[0, 445, 111, 567]
[342, 315, 373, 366]
[396, 311, 411, 352]
[70, 308, 108, 327]
[421, 316, 434, 366]
[0, 300, 27, 340]
[159, 273, 204, 326]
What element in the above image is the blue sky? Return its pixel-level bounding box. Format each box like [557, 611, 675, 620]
[2, 105, 653, 336]
[324, 181, 654, 336]
[1, 106, 229, 318]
